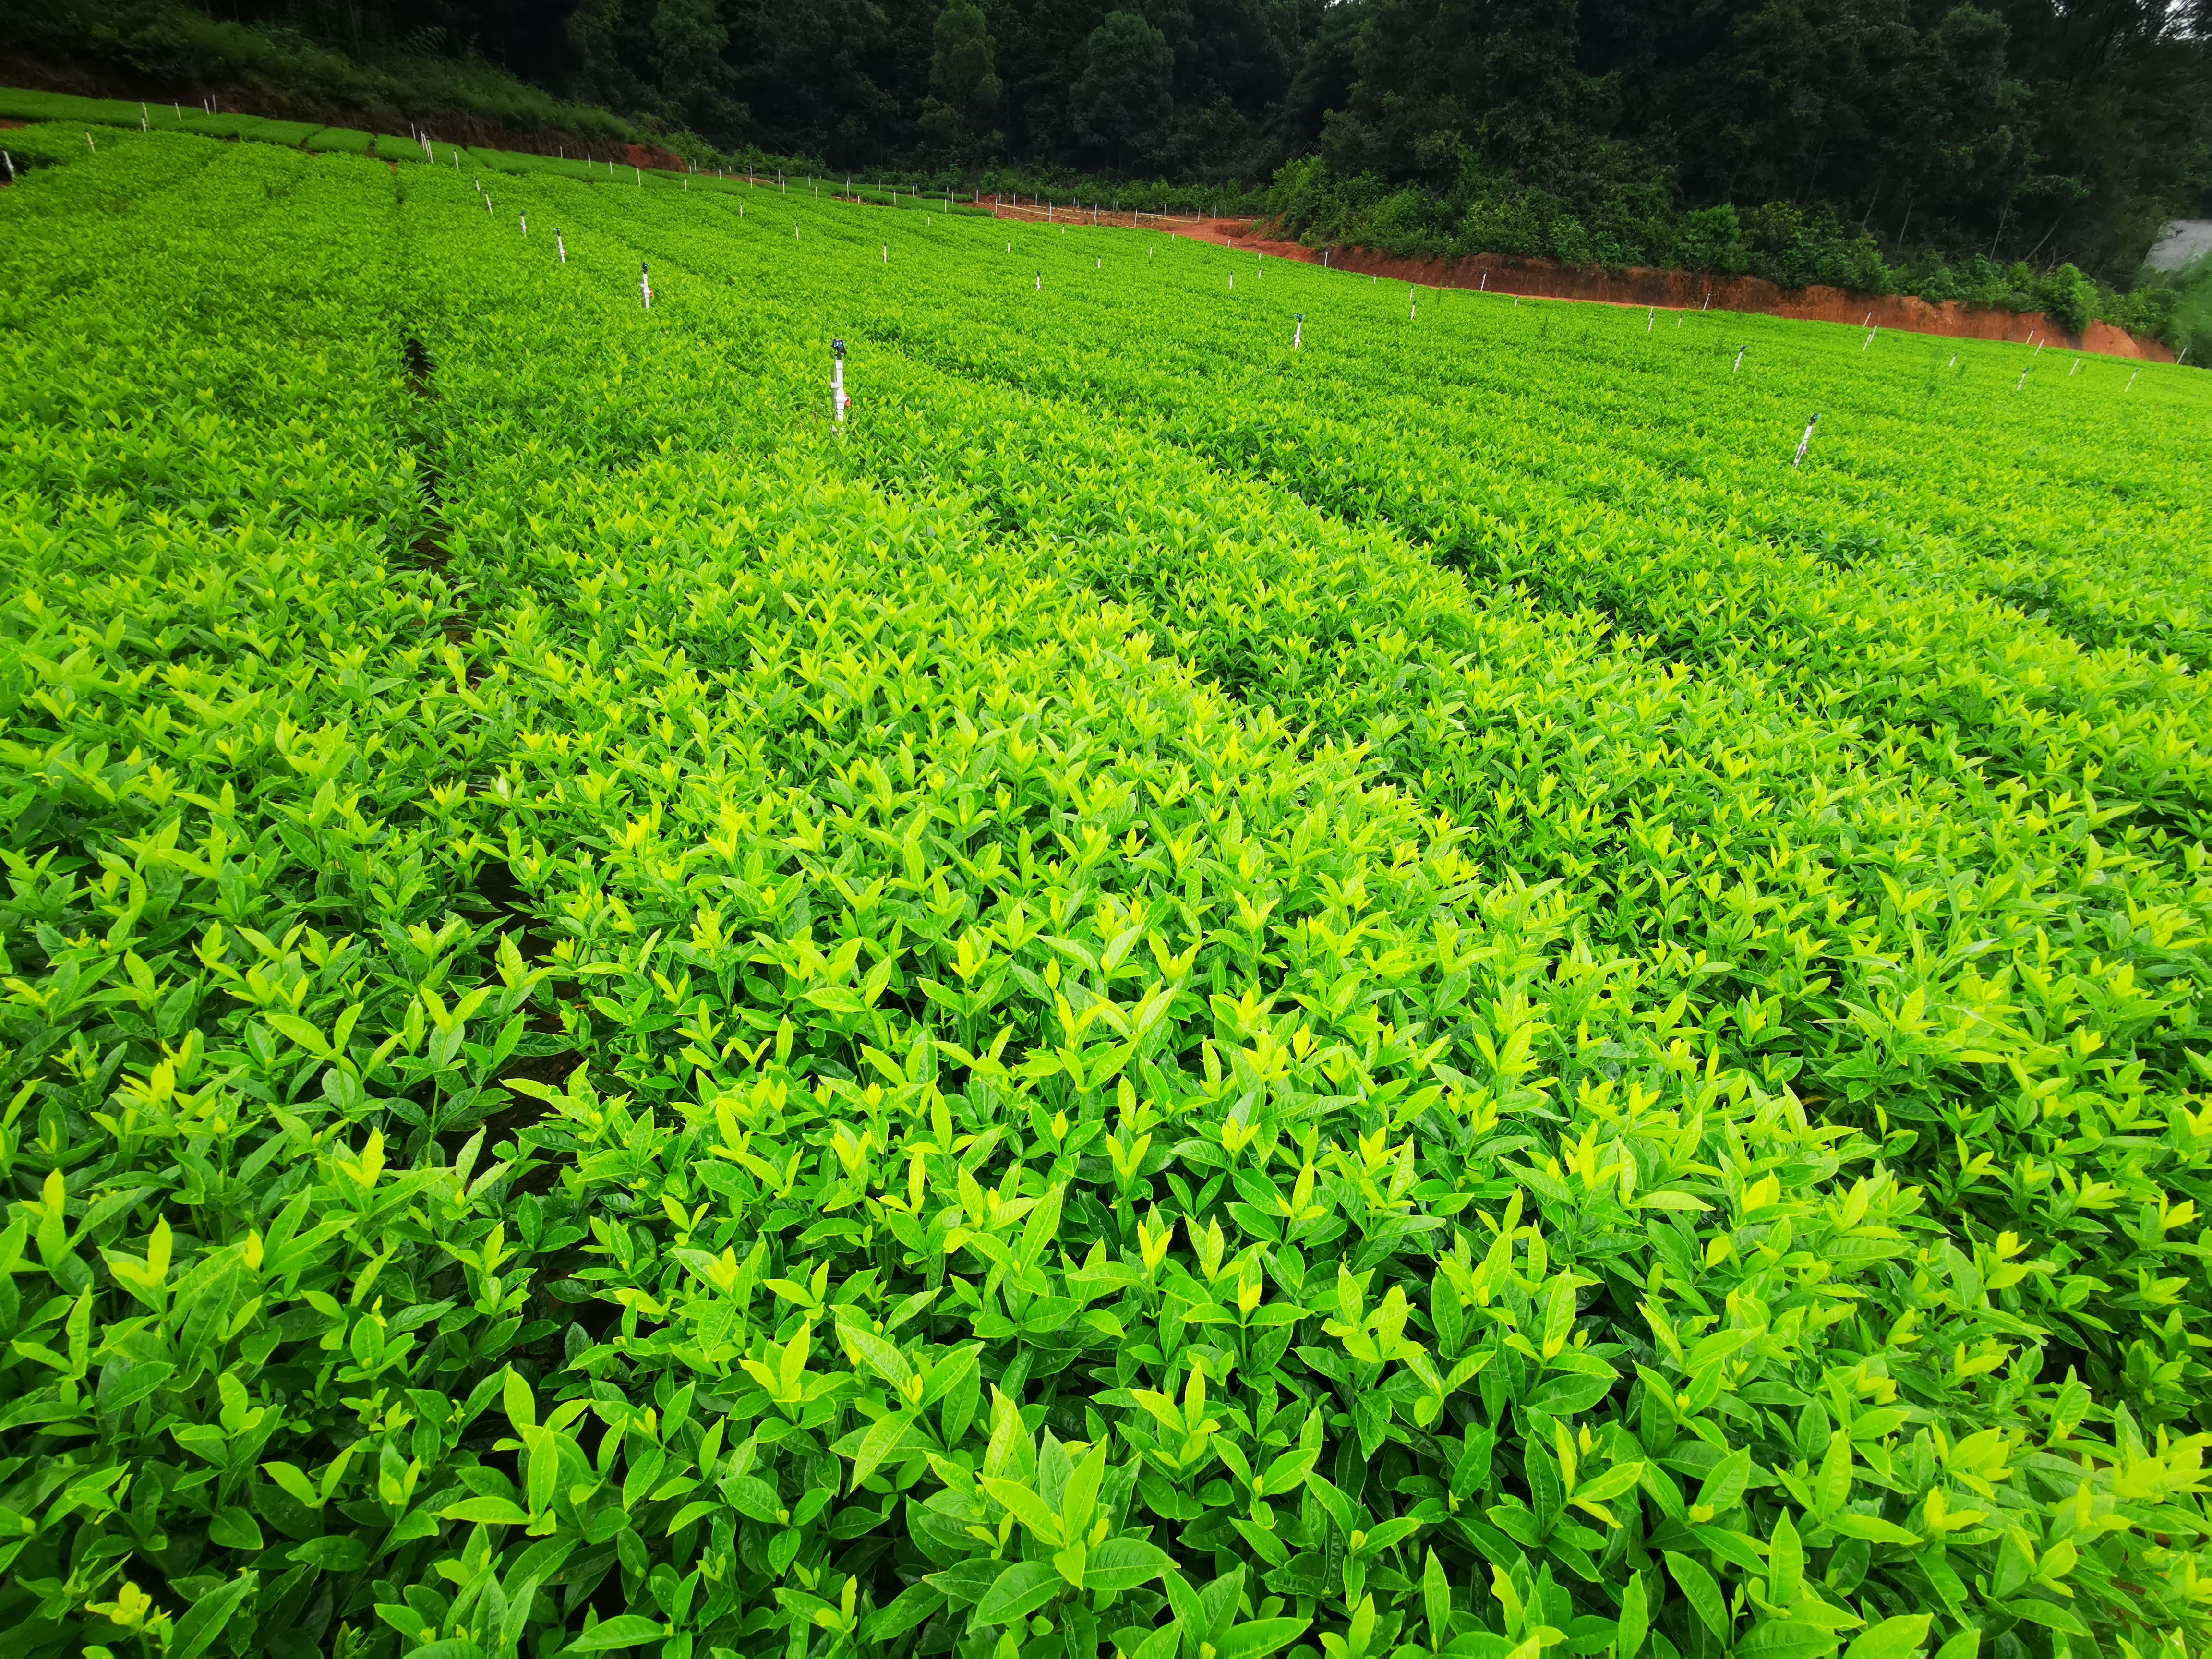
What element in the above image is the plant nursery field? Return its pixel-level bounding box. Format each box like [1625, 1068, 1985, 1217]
[5, 120, 2212, 1659]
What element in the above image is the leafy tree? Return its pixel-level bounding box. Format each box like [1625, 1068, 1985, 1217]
[1068, 10, 1174, 168]
[729, 0, 896, 165]
[650, 0, 744, 142]
[1316, 0, 1611, 188]
[567, 0, 663, 119]
[1674, 201, 1750, 275]
[918, 0, 1000, 154]
[2172, 252, 2212, 358]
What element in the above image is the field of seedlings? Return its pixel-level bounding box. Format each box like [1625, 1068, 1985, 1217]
[3, 119, 2212, 1659]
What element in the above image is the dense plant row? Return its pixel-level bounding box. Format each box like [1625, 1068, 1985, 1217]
[1, 128, 2209, 1659]
[8, 79, 2189, 353]
[916, 303, 2212, 807]
[422, 159, 2212, 1654]
[1264, 163, 2196, 353]
[0, 23, 639, 144]
[0, 131, 493, 1655]
[530, 172, 2212, 1336]
[807, 233, 2205, 623]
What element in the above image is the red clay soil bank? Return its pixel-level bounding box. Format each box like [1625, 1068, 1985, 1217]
[1071, 210, 2174, 362]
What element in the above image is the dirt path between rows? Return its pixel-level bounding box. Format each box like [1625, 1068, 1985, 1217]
[993, 205, 2175, 362]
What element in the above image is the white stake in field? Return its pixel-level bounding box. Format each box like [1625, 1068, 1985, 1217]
[1793, 413, 1820, 468]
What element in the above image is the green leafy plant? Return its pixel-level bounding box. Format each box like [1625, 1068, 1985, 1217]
[0, 122, 2208, 1659]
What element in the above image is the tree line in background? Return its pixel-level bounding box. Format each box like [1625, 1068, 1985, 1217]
[7, 0, 2212, 297]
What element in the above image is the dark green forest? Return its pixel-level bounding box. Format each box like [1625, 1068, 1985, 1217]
[10, 0, 2212, 294]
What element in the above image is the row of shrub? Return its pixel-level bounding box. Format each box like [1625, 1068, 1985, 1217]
[0, 4, 1250, 220]
[1267, 156, 2202, 348]
[3, 6, 2188, 355]
[974, 167, 1272, 218]
[662, 145, 2201, 350]
[5, 0, 633, 139]
[0, 78, 865, 200]
[716, 160, 1272, 219]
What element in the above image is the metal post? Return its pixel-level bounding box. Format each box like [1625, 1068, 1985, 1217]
[832, 339, 847, 424]
[1294, 314, 1304, 349]
[1793, 413, 1819, 467]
